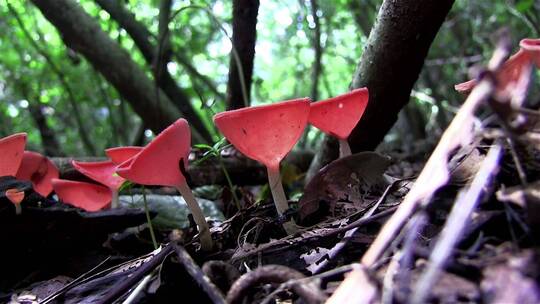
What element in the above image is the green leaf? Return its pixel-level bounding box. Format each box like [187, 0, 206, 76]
[516, 0, 534, 13]
[194, 143, 213, 150]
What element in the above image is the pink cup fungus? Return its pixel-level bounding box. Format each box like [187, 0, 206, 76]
[5, 188, 25, 215]
[72, 160, 126, 209]
[520, 38, 540, 68]
[308, 88, 369, 157]
[51, 178, 112, 212]
[0, 133, 27, 177]
[213, 98, 311, 234]
[455, 38, 540, 101]
[105, 146, 143, 165]
[16, 151, 59, 197]
[116, 118, 213, 251]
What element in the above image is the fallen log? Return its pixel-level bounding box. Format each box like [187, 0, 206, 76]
[51, 150, 314, 187]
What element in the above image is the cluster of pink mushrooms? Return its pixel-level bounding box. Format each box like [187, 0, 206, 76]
[6, 33, 538, 251]
[4, 37, 535, 249]
[1, 87, 369, 251]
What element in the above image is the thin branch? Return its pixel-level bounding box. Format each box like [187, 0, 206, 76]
[93, 0, 213, 143]
[411, 142, 502, 304]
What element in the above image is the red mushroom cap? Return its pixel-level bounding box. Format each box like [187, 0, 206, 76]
[16, 151, 59, 197]
[308, 88, 369, 140]
[213, 98, 310, 170]
[105, 146, 143, 165]
[116, 118, 191, 187]
[456, 38, 539, 95]
[494, 49, 532, 99]
[520, 38, 540, 68]
[454, 79, 477, 94]
[72, 160, 125, 190]
[0, 133, 27, 177]
[5, 188, 24, 205]
[51, 178, 111, 212]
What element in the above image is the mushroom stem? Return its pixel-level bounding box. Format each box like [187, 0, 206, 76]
[111, 189, 119, 209]
[267, 166, 298, 234]
[338, 139, 352, 158]
[176, 182, 213, 251]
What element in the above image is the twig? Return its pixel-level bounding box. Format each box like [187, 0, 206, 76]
[411, 142, 502, 304]
[97, 244, 174, 304]
[226, 265, 326, 304]
[309, 178, 404, 274]
[230, 207, 397, 263]
[121, 270, 158, 304]
[382, 212, 427, 304]
[39, 256, 111, 304]
[505, 137, 528, 186]
[173, 244, 226, 303]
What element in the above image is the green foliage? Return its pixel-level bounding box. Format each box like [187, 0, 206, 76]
[194, 137, 241, 210]
[0, 0, 538, 155]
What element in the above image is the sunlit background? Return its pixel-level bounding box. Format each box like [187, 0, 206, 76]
[0, 0, 537, 155]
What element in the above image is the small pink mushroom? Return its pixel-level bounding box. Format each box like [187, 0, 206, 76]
[213, 98, 311, 233]
[5, 188, 25, 215]
[105, 146, 143, 165]
[116, 118, 213, 251]
[16, 151, 59, 197]
[0, 133, 27, 177]
[308, 88, 369, 157]
[520, 38, 540, 68]
[455, 38, 540, 99]
[51, 178, 112, 212]
[72, 160, 126, 208]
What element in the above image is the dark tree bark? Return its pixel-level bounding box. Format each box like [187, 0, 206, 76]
[308, 0, 454, 177]
[28, 103, 65, 157]
[309, 0, 322, 102]
[30, 0, 209, 142]
[347, 0, 455, 152]
[225, 0, 260, 110]
[94, 0, 222, 135]
[155, 0, 173, 84]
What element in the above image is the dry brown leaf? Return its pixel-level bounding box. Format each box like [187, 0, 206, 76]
[298, 152, 391, 223]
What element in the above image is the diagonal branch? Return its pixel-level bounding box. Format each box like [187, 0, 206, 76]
[94, 0, 221, 140]
[29, 0, 207, 142]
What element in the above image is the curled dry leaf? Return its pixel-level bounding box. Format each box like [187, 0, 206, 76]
[298, 152, 391, 223]
[450, 148, 485, 184]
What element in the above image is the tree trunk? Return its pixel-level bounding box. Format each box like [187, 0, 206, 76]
[348, 0, 455, 152]
[28, 103, 64, 157]
[308, 0, 454, 177]
[30, 0, 210, 143]
[225, 0, 260, 110]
